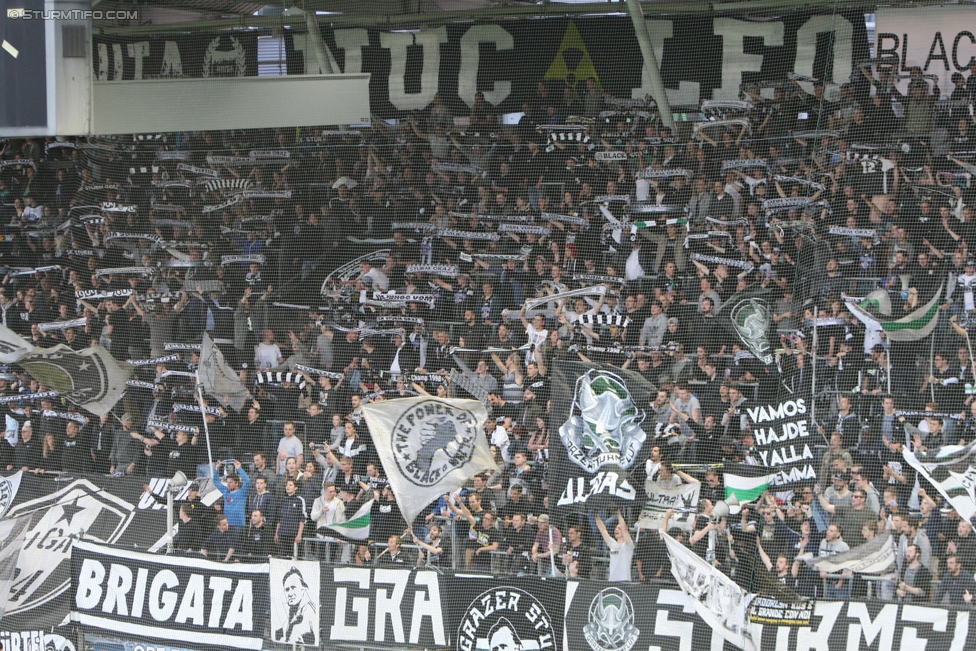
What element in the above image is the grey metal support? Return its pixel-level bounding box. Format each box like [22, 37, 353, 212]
[625, 0, 674, 131]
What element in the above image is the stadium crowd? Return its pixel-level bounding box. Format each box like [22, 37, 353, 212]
[2, 62, 976, 603]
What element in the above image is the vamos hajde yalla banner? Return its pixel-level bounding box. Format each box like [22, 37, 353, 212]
[70, 541, 269, 650]
[745, 398, 820, 487]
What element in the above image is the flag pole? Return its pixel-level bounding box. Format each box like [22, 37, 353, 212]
[194, 370, 215, 475]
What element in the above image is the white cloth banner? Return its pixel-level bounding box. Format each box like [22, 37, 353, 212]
[360, 396, 497, 525]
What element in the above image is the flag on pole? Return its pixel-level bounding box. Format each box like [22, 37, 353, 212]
[810, 531, 896, 574]
[324, 499, 373, 542]
[360, 396, 497, 526]
[199, 333, 250, 412]
[903, 442, 976, 521]
[848, 285, 942, 342]
[723, 463, 776, 507]
[0, 324, 130, 416]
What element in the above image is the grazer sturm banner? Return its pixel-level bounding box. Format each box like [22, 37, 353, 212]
[745, 397, 818, 487]
[70, 541, 270, 650]
[269, 559, 320, 646]
[91, 34, 259, 81]
[876, 6, 976, 100]
[549, 362, 655, 511]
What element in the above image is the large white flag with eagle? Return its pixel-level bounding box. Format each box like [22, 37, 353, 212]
[360, 396, 497, 525]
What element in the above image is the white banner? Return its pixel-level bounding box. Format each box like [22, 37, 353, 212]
[269, 559, 319, 646]
[876, 7, 976, 99]
[360, 396, 497, 525]
[638, 480, 700, 531]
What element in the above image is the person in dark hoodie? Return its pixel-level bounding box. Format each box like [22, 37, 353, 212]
[12, 421, 40, 471]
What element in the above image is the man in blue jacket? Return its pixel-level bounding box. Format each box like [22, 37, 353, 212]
[214, 459, 251, 528]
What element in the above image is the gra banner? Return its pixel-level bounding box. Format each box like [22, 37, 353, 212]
[70, 541, 270, 650]
[320, 566, 563, 651]
[564, 579, 976, 651]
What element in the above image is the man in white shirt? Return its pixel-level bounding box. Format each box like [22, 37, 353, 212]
[355, 261, 389, 292]
[596, 510, 634, 582]
[520, 307, 548, 366]
[277, 421, 304, 474]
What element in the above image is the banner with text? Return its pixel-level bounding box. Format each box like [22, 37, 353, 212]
[70, 541, 269, 650]
[745, 398, 819, 488]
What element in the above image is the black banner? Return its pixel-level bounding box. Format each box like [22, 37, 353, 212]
[0, 472, 207, 632]
[746, 398, 819, 487]
[91, 34, 259, 81]
[565, 579, 976, 651]
[548, 361, 656, 513]
[70, 541, 269, 650]
[320, 567, 563, 651]
[92, 13, 869, 118]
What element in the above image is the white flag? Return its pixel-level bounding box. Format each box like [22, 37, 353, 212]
[199, 333, 250, 412]
[663, 531, 758, 651]
[361, 396, 497, 525]
[0, 324, 130, 416]
[812, 531, 896, 574]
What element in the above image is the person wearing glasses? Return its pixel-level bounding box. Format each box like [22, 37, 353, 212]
[814, 484, 877, 548]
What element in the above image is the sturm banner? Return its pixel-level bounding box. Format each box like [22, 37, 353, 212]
[92, 13, 868, 117]
[70, 541, 270, 650]
[745, 398, 819, 487]
[565, 579, 976, 651]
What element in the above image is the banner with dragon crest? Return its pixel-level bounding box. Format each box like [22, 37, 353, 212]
[360, 396, 498, 526]
[549, 362, 656, 513]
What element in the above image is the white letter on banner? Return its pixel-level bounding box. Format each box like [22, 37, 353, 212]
[845, 603, 898, 651]
[331, 568, 370, 641]
[75, 558, 105, 609]
[175, 574, 206, 626]
[794, 15, 853, 86]
[102, 564, 133, 616]
[208, 576, 234, 628]
[148, 569, 179, 621]
[653, 610, 694, 651]
[950, 610, 969, 651]
[131, 568, 149, 618]
[223, 579, 253, 631]
[899, 604, 947, 651]
[796, 600, 842, 651]
[457, 25, 514, 108]
[380, 28, 449, 111]
[712, 19, 784, 100]
[160, 41, 183, 77]
[126, 42, 150, 80]
[373, 569, 409, 643]
[410, 571, 445, 645]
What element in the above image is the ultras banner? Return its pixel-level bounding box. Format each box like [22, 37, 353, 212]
[320, 567, 563, 651]
[548, 361, 657, 513]
[70, 541, 270, 650]
[90, 13, 869, 117]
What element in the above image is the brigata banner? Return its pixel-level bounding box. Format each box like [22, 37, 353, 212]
[70, 542, 269, 650]
[745, 397, 820, 487]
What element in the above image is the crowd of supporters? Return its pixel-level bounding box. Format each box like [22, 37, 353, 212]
[3, 62, 976, 601]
